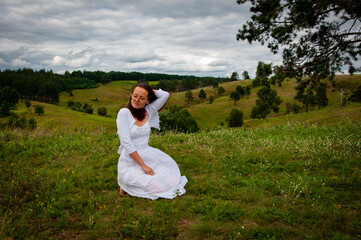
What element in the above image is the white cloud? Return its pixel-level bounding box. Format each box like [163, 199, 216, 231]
[49, 56, 66, 66]
[11, 58, 30, 67]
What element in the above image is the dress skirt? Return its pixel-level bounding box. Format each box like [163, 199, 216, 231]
[117, 122, 187, 200]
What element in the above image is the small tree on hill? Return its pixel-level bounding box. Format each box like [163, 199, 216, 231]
[253, 61, 272, 87]
[245, 86, 251, 98]
[227, 108, 244, 127]
[349, 85, 361, 102]
[208, 96, 214, 104]
[236, 85, 245, 98]
[217, 86, 225, 95]
[230, 71, 239, 81]
[332, 80, 353, 107]
[242, 70, 250, 80]
[185, 90, 194, 102]
[270, 66, 286, 87]
[159, 105, 199, 133]
[97, 107, 107, 116]
[295, 80, 316, 112]
[0, 101, 10, 117]
[25, 99, 31, 108]
[198, 89, 207, 100]
[251, 85, 282, 121]
[34, 105, 44, 115]
[314, 82, 328, 109]
[230, 91, 241, 106]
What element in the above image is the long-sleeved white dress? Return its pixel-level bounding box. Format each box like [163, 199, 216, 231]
[116, 89, 187, 200]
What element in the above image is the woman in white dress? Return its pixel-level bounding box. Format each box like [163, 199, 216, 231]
[116, 83, 187, 200]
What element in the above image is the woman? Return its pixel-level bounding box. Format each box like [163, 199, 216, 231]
[116, 83, 187, 200]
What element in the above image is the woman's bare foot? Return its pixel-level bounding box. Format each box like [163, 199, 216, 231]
[117, 186, 127, 196]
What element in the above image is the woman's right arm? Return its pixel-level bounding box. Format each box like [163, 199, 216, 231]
[129, 152, 154, 175]
[117, 108, 136, 154]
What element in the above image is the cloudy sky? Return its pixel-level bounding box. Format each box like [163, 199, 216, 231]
[0, 0, 285, 78]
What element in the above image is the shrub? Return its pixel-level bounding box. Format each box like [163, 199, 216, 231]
[25, 99, 31, 108]
[28, 118, 37, 130]
[67, 100, 75, 107]
[349, 85, 361, 102]
[286, 102, 301, 114]
[217, 86, 225, 95]
[5, 113, 37, 130]
[227, 108, 243, 127]
[198, 89, 207, 99]
[0, 101, 10, 117]
[97, 107, 107, 116]
[84, 105, 93, 114]
[159, 105, 199, 133]
[34, 105, 44, 115]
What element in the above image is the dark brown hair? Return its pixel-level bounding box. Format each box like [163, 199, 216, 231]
[127, 83, 157, 121]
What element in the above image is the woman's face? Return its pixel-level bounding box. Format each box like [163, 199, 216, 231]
[131, 87, 149, 109]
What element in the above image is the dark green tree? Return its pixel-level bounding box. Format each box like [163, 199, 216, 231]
[0, 101, 10, 117]
[270, 66, 286, 86]
[217, 86, 225, 95]
[208, 96, 214, 104]
[34, 105, 44, 115]
[230, 71, 239, 81]
[0, 86, 20, 106]
[236, 85, 245, 98]
[159, 105, 199, 133]
[84, 105, 93, 114]
[294, 80, 316, 112]
[245, 86, 251, 98]
[253, 61, 272, 87]
[237, 0, 361, 83]
[242, 70, 250, 80]
[230, 91, 241, 105]
[28, 118, 37, 130]
[314, 82, 328, 109]
[251, 85, 282, 121]
[349, 85, 361, 102]
[286, 102, 301, 114]
[25, 99, 31, 108]
[198, 89, 207, 100]
[227, 108, 244, 127]
[185, 90, 194, 102]
[97, 107, 107, 116]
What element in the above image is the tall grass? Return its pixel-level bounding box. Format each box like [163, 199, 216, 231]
[1, 119, 360, 239]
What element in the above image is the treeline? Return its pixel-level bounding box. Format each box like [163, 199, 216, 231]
[0, 68, 232, 114]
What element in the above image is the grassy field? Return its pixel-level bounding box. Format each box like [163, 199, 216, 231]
[1, 75, 361, 239]
[1, 119, 360, 239]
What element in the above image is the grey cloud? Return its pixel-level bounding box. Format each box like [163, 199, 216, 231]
[0, 0, 293, 76]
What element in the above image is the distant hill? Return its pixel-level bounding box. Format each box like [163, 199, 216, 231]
[12, 75, 361, 131]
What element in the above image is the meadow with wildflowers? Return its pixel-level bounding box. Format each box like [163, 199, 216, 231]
[1, 118, 360, 239]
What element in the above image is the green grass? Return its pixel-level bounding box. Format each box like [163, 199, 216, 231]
[1, 119, 360, 239]
[1, 76, 361, 239]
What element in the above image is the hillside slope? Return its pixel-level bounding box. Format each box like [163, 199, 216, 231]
[168, 75, 361, 129]
[12, 75, 361, 131]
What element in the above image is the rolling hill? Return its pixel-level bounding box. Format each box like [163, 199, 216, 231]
[12, 75, 361, 131]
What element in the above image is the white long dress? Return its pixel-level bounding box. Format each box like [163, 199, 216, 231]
[117, 103, 187, 200]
